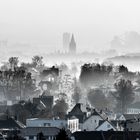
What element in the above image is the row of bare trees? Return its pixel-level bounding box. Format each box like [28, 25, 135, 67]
[0, 56, 44, 100]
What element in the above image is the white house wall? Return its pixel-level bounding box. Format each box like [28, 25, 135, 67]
[82, 115, 103, 131]
[96, 121, 116, 131]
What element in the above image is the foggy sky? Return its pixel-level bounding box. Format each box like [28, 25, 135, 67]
[0, 0, 140, 53]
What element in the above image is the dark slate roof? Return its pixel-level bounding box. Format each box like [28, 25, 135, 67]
[84, 110, 103, 122]
[41, 67, 59, 76]
[69, 103, 86, 115]
[21, 127, 60, 136]
[67, 103, 87, 123]
[0, 118, 25, 129]
[72, 131, 140, 140]
[84, 109, 108, 123]
[98, 120, 105, 126]
[92, 110, 100, 116]
[123, 114, 140, 120]
[110, 120, 118, 127]
[126, 121, 140, 131]
[33, 96, 53, 108]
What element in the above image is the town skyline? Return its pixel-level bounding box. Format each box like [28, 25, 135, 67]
[0, 0, 140, 54]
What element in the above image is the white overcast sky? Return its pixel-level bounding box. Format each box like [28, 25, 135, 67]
[0, 0, 140, 53]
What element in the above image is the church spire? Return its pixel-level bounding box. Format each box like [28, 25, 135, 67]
[69, 34, 76, 54]
[71, 34, 75, 44]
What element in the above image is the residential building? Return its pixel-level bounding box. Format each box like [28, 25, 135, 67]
[67, 103, 90, 129]
[71, 131, 140, 140]
[96, 120, 118, 131]
[33, 96, 53, 110]
[26, 117, 79, 133]
[82, 110, 104, 131]
[67, 103, 108, 131]
[22, 127, 60, 140]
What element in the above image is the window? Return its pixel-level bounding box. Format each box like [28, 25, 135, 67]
[107, 124, 110, 128]
[29, 136, 34, 140]
[44, 123, 51, 127]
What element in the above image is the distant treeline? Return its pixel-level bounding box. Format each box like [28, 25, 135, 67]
[79, 63, 137, 87]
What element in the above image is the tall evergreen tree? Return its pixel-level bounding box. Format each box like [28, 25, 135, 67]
[113, 79, 134, 113]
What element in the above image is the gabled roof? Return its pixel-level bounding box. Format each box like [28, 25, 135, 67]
[69, 103, 87, 114]
[123, 114, 140, 120]
[67, 103, 88, 123]
[83, 110, 106, 123]
[72, 131, 140, 140]
[33, 96, 53, 108]
[125, 121, 140, 131]
[92, 110, 100, 116]
[96, 120, 117, 131]
[22, 127, 60, 136]
[0, 118, 25, 129]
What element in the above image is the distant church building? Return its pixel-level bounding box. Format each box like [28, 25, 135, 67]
[69, 34, 76, 54]
[63, 32, 70, 52]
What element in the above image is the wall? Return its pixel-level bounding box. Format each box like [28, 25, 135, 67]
[82, 115, 103, 131]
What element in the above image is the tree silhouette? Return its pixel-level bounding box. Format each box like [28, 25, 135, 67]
[113, 79, 134, 113]
[32, 55, 43, 67]
[80, 63, 113, 88]
[53, 99, 68, 119]
[118, 65, 128, 73]
[55, 128, 70, 140]
[37, 132, 45, 140]
[87, 88, 109, 109]
[9, 57, 19, 70]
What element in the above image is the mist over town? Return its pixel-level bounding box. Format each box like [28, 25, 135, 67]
[0, 0, 140, 140]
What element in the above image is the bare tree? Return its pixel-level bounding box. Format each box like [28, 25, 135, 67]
[32, 55, 43, 67]
[8, 57, 19, 70]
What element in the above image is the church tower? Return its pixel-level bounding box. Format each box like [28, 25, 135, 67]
[63, 32, 70, 53]
[69, 34, 76, 54]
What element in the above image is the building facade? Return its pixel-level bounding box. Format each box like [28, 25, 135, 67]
[26, 117, 79, 133]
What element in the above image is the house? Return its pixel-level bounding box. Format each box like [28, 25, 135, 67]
[21, 127, 60, 140]
[116, 114, 140, 131]
[127, 108, 140, 114]
[26, 117, 79, 133]
[116, 114, 126, 121]
[41, 66, 59, 77]
[0, 114, 25, 138]
[102, 109, 116, 120]
[67, 103, 91, 128]
[67, 103, 109, 131]
[126, 102, 140, 114]
[81, 110, 104, 131]
[33, 96, 53, 110]
[95, 120, 118, 131]
[0, 115, 25, 131]
[118, 114, 140, 121]
[71, 131, 140, 140]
